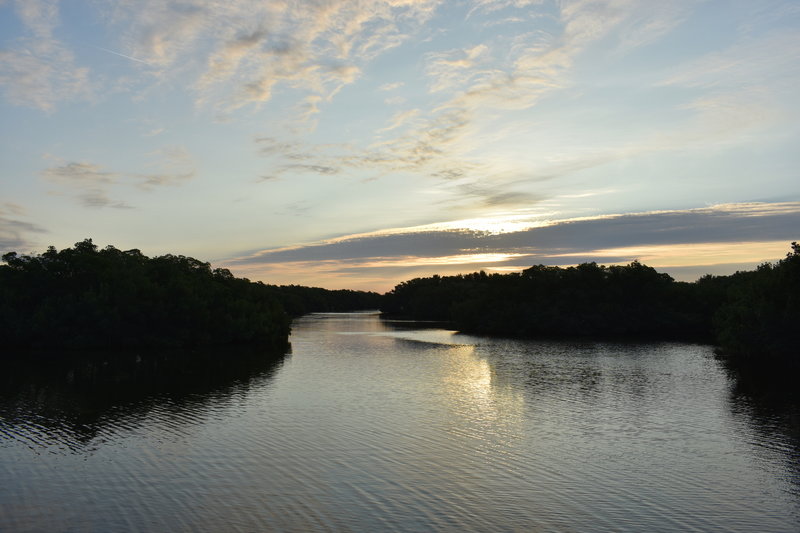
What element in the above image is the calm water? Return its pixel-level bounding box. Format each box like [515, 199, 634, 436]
[1, 312, 798, 532]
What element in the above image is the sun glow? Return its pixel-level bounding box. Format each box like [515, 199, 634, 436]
[428, 215, 552, 234]
[548, 240, 791, 267]
[359, 253, 530, 267]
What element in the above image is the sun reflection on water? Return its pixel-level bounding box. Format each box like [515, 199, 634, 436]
[438, 344, 525, 451]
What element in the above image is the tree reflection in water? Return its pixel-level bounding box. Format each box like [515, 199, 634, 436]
[0, 346, 288, 453]
[720, 356, 800, 492]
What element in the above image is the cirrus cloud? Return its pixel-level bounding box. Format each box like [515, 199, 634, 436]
[41, 147, 196, 208]
[0, 0, 92, 111]
[0, 202, 47, 250]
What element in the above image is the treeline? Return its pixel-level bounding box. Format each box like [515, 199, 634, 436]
[4, 238, 796, 364]
[266, 285, 382, 317]
[710, 243, 798, 361]
[381, 243, 800, 366]
[0, 239, 378, 350]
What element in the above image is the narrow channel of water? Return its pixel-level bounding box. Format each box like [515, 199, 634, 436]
[1, 312, 798, 531]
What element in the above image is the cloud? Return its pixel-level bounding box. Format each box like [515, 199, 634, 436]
[244, 0, 697, 207]
[426, 44, 491, 93]
[0, 0, 92, 111]
[0, 203, 47, 251]
[146, 144, 194, 168]
[231, 229, 487, 264]
[238, 0, 796, 223]
[660, 29, 800, 91]
[222, 202, 800, 289]
[103, 0, 441, 113]
[136, 171, 194, 189]
[398, 0, 692, 170]
[77, 192, 134, 210]
[379, 82, 405, 91]
[13, 1, 782, 220]
[42, 161, 129, 209]
[0, 1, 443, 112]
[611, 2, 691, 53]
[280, 164, 340, 176]
[480, 190, 544, 207]
[41, 148, 196, 207]
[255, 136, 346, 179]
[255, 137, 305, 157]
[42, 161, 118, 185]
[655, 25, 800, 143]
[384, 95, 407, 105]
[118, 2, 207, 69]
[199, 28, 269, 93]
[378, 108, 421, 132]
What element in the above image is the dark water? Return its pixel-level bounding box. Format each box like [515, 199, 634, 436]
[1, 312, 798, 532]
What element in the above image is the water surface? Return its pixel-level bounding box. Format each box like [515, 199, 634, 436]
[1, 312, 798, 531]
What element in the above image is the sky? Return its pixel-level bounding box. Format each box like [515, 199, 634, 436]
[1, 0, 798, 292]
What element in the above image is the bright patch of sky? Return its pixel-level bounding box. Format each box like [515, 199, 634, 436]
[1, 0, 798, 290]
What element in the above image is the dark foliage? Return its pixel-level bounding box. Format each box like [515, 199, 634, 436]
[712, 242, 800, 364]
[382, 261, 709, 340]
[0, 239, 291, 349]
[381, 243, 799, 367]
[265, 284, 383, 317]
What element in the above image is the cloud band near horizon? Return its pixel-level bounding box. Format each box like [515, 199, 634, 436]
[221, 202, 800, 291]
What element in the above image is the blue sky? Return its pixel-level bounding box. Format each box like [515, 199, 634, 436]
[1, 0, 798, 291]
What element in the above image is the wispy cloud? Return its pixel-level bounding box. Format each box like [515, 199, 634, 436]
[105, 0, 441, 114]
[245, 0, 707, 215]
[656, 23, 800, 146]
[0, 202, 47, 251]
[42, 161, 118, 185]
[136, 145, 196, 189]
[378, 108, 421, 132]
[280, 163, 340, 176]
[379, 81, 405, 91]
[611, 2, 691, 53]
[660, 28, 800, 90]
[0, 1, 443, 113]
[3, 0, 726, 212]
[94, 46, 151, 65]
[115, 2, 207, 69]
[0, 0, 92, 111]
[3, 0, 796, 285]
[426, 44, 491, 93]
[42, 161, 130, 209]
[41, 148, 196, 208]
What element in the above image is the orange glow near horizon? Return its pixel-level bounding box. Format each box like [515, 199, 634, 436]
[220, 239, 793, 293]
[547, 240, 791, 267]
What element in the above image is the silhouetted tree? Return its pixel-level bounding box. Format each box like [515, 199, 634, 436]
[713, 242, 799, 365]
[0, 239, 290, 349]
[264, 284, 383, 316]
[381, 244, 800, 360]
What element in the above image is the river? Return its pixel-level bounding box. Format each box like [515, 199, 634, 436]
[1, 312, 798, 531]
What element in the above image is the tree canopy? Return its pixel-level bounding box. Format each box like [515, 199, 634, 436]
[712, 242, 799, 361]
[4, 238, 796, 370]
[381, 243, 800, 368]
[0, 239, 290, 349]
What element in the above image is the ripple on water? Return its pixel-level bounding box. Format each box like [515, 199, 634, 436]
[1, 314, 799, 532]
